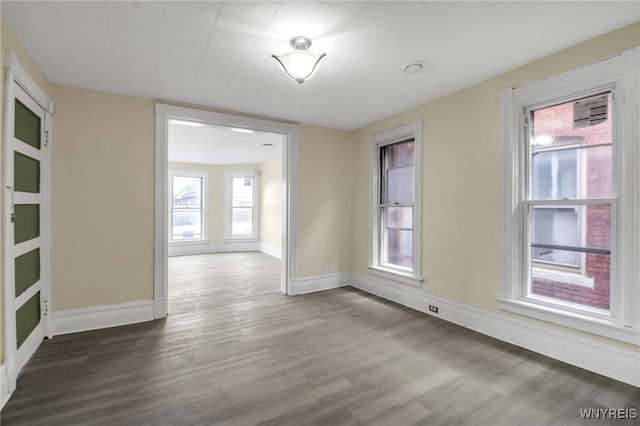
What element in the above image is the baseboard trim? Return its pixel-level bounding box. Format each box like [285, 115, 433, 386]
[350, 272, 640, 387]
[259, 242, 282, 259]
[168, 241, 260, 257]
[50, 300, 155, 337]
[1, 361, 10, 409]
[292, 272, 350, 295]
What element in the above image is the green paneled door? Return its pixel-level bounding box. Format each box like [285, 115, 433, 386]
[11, 87, 45, 353]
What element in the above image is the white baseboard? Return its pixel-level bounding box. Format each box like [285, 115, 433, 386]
[50, 300, 155, 336]
[169, 241, 260, 257]
[154, 299, 168, 319]
[259, 242, 282, 259]
[350, 272, 640, 388]
[291, 272, 350, 295]
[219, 241, 259, 253]
[1, 361, 10, 409]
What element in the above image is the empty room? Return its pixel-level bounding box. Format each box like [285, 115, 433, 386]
[0, 1, 638, 425]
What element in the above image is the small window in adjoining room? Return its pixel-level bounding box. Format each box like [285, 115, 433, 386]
[369, 120, 423, 287]
[169, 170, 208, 242]
[225, 171, 259, 240]
[500, 47, 640, 344]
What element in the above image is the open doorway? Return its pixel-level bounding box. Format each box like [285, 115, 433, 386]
[154, 104, 297, 319]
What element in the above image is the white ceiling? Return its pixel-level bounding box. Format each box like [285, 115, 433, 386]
[168, 120, 283, 165]
[2, 1, 638, 131]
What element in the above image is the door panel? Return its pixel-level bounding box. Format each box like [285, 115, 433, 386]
[15, 248, 40, 297]
[14, 204, 40, 245]
[14, 98, 41, 149]
[15, 292, 40, 348]
[14, 152, 40, 193]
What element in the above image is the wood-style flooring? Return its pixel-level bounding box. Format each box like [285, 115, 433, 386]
[1, 252, 638, 425]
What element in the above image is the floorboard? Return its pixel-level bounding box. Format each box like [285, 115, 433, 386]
[1, 252, 638, 425]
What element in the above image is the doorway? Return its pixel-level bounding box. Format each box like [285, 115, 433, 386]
[154, 104, 297, 319]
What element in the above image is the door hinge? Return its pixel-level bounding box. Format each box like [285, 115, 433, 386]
[43, 300, 49, 316]
[44, 131, 49, 147]
[523, 115, 529, 128]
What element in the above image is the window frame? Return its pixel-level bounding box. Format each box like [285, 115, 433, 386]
[369, 120, 423, 286]
[500, 48, 639, 344]
[168, 169, 209, 244]
[224, 170, 259, 241]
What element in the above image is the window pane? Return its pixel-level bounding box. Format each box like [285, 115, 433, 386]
[530, 204, 611, 311]
[172, 177, 202, 207]
[383, 141, 414, 204]
[232, 177, 253, 207]
[532, 207, 579, 265]
[386, 167, 413, 203]
[531, 146, 612, 200]
[232, 207, 253, 236]
[531, 249, 610, 311]
[531, 92, 613, 200]
[384, 140, 414, 168]
[384, 229, 413, 269]
[172, 210, 202, 240]
[386, 206, 413, 229]
[531, 149, 578, 200]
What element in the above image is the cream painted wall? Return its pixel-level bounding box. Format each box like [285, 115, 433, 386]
[168, 162, 261, 244]
[0, 18, 55, 360]
[259, 158, 282, 249]
[350, 22, 640, 349]
[51, 84, 155, 310]
[297, 124, 352, 277]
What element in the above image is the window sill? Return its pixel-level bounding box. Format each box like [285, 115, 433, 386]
[367, 266, 423, 287]
[532, 266, 594, 288]
[497, 298, 640, 345]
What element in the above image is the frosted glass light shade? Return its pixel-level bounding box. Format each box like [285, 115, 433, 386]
[272, 36, 326, 84]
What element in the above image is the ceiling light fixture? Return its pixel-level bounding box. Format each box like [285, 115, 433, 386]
[272, 36, 326, 84]
[402, 62, 425, 74]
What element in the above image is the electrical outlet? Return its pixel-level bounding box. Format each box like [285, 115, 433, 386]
[429, 305, 439, 314]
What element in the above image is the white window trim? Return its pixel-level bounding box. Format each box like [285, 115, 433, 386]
[368, 119, 423, 287]
[168, 169, 209, 245]
[500, 48, 640, 344]
[224, 170, 259, 241]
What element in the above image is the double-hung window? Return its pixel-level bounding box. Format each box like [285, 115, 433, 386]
[224, 171, 259, 240]
[369, 120, 423, 286]
[501, 48, 639, 343]
[169, 170, 208, 242]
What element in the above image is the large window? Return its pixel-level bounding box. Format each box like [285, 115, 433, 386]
[369, 120, 423, 286]
[169, 170, 208, 242]
[501, 48, 639, 343]
[224, 171, 258, 240]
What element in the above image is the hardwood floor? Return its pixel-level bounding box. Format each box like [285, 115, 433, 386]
[2, 252, 638, 425]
